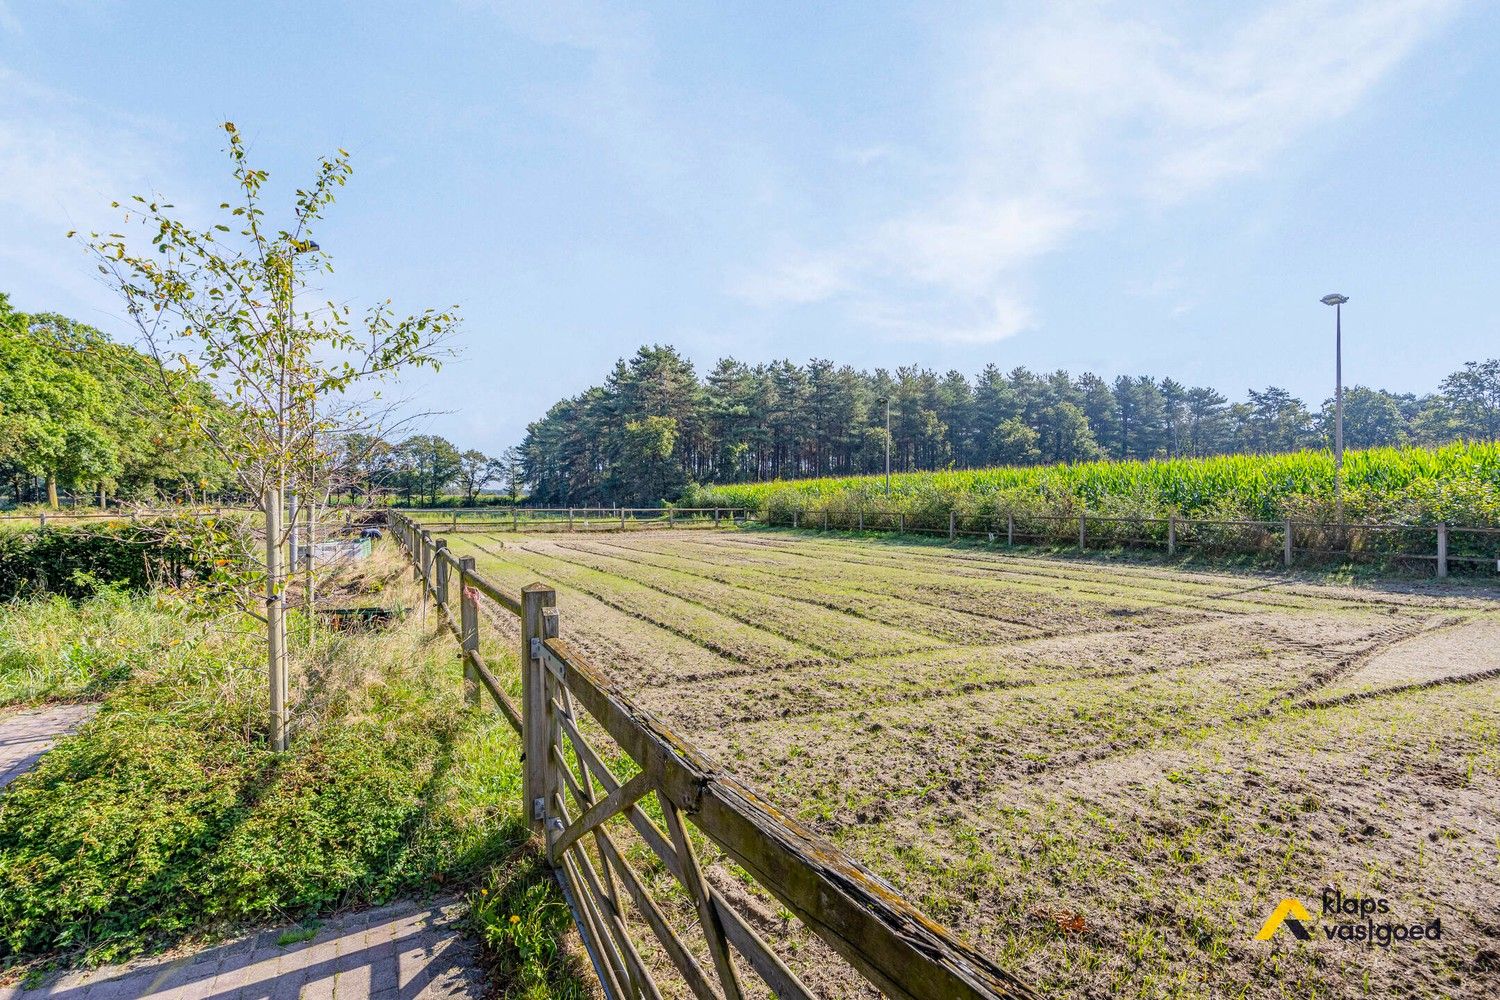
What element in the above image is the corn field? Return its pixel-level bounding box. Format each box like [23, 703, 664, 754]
[684, 442, 1500, 527]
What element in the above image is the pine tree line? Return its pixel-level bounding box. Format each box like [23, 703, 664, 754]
[520, 345, 1500, 506]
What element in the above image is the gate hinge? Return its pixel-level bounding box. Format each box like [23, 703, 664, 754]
[532, 797, 546, 820]
[530, 637, 543, 659]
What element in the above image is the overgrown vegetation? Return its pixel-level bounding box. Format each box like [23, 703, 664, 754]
[0, 516, 248, 602]
[469, 852, 593, 1000]
[686, 441, 1500, 527]
[0, 547, 538, 972]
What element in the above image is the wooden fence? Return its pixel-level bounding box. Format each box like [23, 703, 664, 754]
[0, 508, 243, 529]
[403, 506, 749, 534]
[388, 512, 1035, 1000]
[767, 508, 1500, 577]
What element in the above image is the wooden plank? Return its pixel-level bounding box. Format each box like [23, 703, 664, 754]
[662, 794, 745, 1000]
[558, 714, 814, 999]
[467, 649, 522, 733]
[553, 769, 654, 858]
[546, 637, 1037, 1000]
[522, 585, 556, 832]
[554, 793, 665, 1000]
[590, 822, 721, 1000]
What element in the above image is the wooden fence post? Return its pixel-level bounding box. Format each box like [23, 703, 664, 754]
[522, 583, 556, 834]
[792, 510, 799, 529]
[1007, 513, 1014, 546]
[898, 512, 905, 533]
[714, 507, 721, 527]
[668, 508, 675, 529]
[858, 510, 864, 531]
[512, 509, 519, 533]
[1283, 519, 1294, 568]
[459, 556, 479, 707]
[1079, 515, 1086, 551]
[434, 540, 449, 613]
[452, 510, 458, 532]
[421, 530, 435, 597]
[948, 510, 956, 541]
[620, 508, 627, 531]
[1437, 521, 1448, 578]
[1167, 515, 1176, 556]
[568, 508, 575, 532]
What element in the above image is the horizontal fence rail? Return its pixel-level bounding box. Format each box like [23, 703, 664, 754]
[402, 506, 749, 534]
[388, 512, 1035, 1000]
[764, 507, 1500, 577]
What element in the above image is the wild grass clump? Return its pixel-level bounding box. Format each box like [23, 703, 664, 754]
[469, 851, 593, 1000]
[685, 442, 1500, 526]
[0, 545, 529, 969]
[0, 589, 183, 705]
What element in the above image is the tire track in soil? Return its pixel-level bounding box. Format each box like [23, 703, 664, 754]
[705, 533, 1313, 619]
[462, 535, 822, 671]
[496, 539, 839, 667]
[1234, 614, 1470, 719]
[727, 529, 1498, 613]
[1291, 664, 1500, 711]
[700, 608, 1400, 727]
[1000, 616, 1476, 794]
[714, 532, 1453, 617]
[738, 616, 1476, 831]
[549, 535, 1032, 646]
[508, 537, 942, 661]
[605, 533, 1218, 637]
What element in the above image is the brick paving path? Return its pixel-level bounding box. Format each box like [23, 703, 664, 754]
[0, 898, 486, 999]
[0, 703, 98, 788]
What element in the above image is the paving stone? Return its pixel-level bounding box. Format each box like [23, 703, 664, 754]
[1, 899, 486, 1000]
[0, 704, 98, 787]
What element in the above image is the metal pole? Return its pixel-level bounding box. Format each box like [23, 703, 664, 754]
[1335, 301, 1344, 524]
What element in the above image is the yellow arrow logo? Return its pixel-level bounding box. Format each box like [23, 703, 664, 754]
[1256, 899, 1313, 941]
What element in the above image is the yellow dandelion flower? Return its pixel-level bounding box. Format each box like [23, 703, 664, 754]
[509, 915, 520, 924]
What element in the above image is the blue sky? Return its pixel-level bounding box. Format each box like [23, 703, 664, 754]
[3, 1, 1497, 453]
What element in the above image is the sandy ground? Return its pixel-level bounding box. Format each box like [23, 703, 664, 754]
[448, 527, 1500, 1000]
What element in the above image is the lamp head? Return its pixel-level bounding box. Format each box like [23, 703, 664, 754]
[1320, 293, 1348, 306]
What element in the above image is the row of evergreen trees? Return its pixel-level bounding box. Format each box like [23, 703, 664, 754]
[521, 345, 1500, 505]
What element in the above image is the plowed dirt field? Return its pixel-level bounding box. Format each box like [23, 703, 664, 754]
[446, 527, 1500, 1000]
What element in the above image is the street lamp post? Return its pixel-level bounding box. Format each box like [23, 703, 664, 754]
[1321, 293, 1349, 523]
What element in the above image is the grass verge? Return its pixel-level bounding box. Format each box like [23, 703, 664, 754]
[0, 544, 589, 998]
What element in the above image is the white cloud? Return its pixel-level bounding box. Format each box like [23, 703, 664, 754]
[740, 0, 1458, 343]
[0, 65, 180, 315]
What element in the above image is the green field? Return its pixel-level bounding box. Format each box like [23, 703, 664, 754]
[685, 442, 1500, 527]
[442, 527, 1500, 999]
